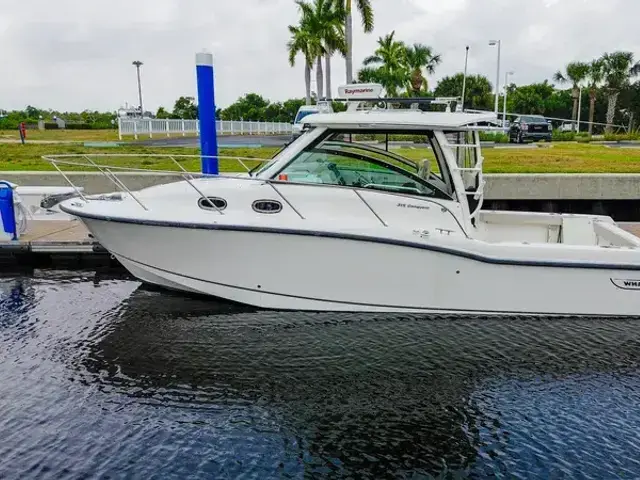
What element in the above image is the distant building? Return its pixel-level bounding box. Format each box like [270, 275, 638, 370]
[117, 103, 155, 119]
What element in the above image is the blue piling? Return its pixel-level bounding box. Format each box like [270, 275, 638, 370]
[0, 181, 17, 240]
[196, 51, 219, 175]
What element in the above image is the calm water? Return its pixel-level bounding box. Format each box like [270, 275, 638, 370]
[2, 271, 640, 479]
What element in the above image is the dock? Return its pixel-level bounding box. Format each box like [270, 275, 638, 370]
[2, 219, 640, 271]
[0, 220, 118, 269]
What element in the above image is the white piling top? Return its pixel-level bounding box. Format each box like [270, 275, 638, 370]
[196, 50, 213, 67]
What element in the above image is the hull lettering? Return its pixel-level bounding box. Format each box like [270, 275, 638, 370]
[611, 278, 640, 290]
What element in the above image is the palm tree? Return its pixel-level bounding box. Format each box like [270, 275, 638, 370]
[553, 61, 589, 129]
[356, 65, 383, 84]
[294, 0, 347, 101]
[287, 23, 316, 105]
[586, 58, 605, 135]
[344, 0, 374, 84]
[404, 43, 441, 96]
[362, 31, 408, 96]
[293, 0, 327, 100]
[320, 0, 347, 99]
[601, 51, 640, 133]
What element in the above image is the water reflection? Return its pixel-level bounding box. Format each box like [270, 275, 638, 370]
[78, 285, 640, 478]
[2, 272, 640, 478]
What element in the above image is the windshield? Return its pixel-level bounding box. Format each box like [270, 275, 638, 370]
[271, 131, 454, 200]
[294, 110, 318, 124]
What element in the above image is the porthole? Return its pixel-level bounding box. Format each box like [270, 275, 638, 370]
[252, 199, 282, 214]
[198, 197, 227, 211]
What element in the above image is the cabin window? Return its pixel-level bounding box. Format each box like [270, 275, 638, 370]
[273, 130, 453, 200]
[198, 197, 227, 211]
[252, 199, 282, 214]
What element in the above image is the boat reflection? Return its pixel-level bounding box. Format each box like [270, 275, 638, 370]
[79, 284, 640, 477]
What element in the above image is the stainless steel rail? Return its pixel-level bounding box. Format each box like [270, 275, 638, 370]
[43, 154, 470, 237]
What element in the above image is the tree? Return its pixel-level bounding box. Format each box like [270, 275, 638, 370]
[287, 20, 316, 105]
[434, 74, 493, 111]
[404, 43, 441, 96]
[155, 106, 171, 119]
[172, 96, 198, 119]
[344, 0, 374, 83]
[601, 51, 640, 132]
[618, 81, 640, 132]
[553, 61, 589, 127]
[356, 65, 384, 84]
[586, 58, 605, 135]
[282, 98, 308, 120]
[302, 0, 346, 100]
[361, 31, 409, 96]
[292, 0, 334, 100]
[506, 81, 571, 118]
[25, 105, 42, 119]
[219, 93, 270, 121]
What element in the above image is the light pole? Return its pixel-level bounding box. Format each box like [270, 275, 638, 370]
[132, 60, 144, 117]
[489, 40, 501, 117]
[461, 45, 470, 111]
[576, 85, 583, 133]
[503, 71, 514, 128]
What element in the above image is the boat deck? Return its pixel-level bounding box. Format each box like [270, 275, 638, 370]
[1, 220, 640, 270]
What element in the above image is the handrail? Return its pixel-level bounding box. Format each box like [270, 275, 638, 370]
[43, 154, 470, 238]
[82, 155, 149, 211]
[166, 155, 225, 214]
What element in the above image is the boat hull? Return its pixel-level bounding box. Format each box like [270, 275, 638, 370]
[74, 216, 640, 316]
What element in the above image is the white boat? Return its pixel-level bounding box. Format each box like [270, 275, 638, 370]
[52, 85, 640, 316]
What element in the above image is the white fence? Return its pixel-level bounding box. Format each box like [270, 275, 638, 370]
[118, 118, 293, 140]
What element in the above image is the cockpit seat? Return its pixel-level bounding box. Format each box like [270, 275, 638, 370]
[418, 159, 431, 180]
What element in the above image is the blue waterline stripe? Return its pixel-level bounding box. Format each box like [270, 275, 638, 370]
[59, 205, 640, 272]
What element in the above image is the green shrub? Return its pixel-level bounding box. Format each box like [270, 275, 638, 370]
[479, 132, 508, 143]
[603, 132, 640, 141]
[552, 131, 575, 142]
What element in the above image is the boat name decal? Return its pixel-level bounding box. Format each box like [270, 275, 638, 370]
[611, 278, 640, 290]
[397, 203, 430, 210]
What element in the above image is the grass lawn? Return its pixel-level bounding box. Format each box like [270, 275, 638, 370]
[0, 129, 124, 142]
[0, 141, 640, 173]
[398, 143, 640, 173]
[0, 143, 277, 172]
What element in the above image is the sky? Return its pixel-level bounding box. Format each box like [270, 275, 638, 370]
[0, 0, 635, 113]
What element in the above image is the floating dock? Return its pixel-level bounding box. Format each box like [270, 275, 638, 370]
[0, 220, 118, 269]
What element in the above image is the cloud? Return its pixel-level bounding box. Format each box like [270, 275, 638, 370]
[0, 0, 637, 113]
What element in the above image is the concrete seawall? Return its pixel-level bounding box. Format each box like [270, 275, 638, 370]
[3, 171, 640, 200]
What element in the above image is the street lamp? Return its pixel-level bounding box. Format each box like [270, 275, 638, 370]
[489, 40, 501, 117]
[576, 85, 583, 133]
[503, 71, 514, 128]
[461, 45, 470, 111]
[132, 60, 144, 117]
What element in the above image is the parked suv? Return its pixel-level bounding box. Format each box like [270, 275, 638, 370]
[508, 115, 552, 143]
